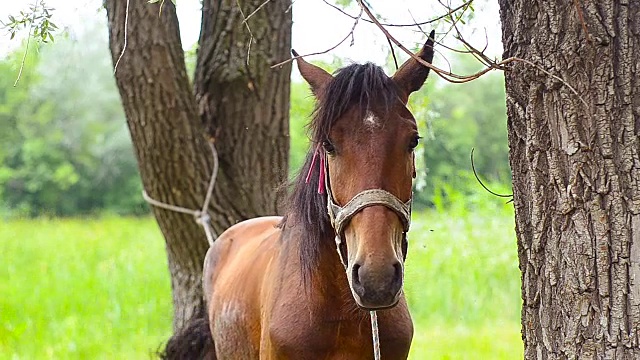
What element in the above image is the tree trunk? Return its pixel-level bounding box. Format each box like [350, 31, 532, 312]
[194, 0, 292, 222]
[105, 1, 213, 328]
[105, 0, 291, 329]
[498, 1, 640, 358]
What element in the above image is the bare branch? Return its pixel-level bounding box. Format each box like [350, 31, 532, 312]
[271, 7, 364, 68]
[113, 0, 130, 74]
[354, 0, 591, 112]
[321, 0, 474, 28]
[235, 0, 255, 65]
[356, 0, 479, 83]
[471, 148, 513, 199]
[243, 0, 274, 24]
[13, 0, 39, 86]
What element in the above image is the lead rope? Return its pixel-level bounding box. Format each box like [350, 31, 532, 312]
[370, 310, 381, 360]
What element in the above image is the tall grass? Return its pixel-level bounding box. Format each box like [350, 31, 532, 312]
[405, 199, 522, 358]
[0, 204, 522, 359]
[0, 218, 172, 359]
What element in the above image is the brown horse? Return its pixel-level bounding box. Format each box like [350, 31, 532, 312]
[162, 32, 435, 360]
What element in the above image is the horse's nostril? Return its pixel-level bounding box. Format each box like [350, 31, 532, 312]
[392, 262, 403, 288]
[352, 263, 362, 286]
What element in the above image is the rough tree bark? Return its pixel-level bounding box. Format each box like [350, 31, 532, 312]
[105, 0, 291, 328]
[195, 0, 292, 225]
[499, 1, 640, 358]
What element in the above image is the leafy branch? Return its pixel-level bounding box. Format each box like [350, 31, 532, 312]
[2, 0, 57, 43]
[2, 0, 58, 86]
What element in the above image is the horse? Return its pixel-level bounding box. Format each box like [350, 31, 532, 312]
[161, 31, 435, 360]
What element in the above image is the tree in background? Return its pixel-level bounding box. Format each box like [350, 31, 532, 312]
[499, 1, 640, 357]
[411, 55, 511, 209]
[104, 0, 292, 327]
[0, 23, 144, 216]
[3, 0, 514, 331]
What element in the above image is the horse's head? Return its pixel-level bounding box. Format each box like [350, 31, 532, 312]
[295, 33, 435, 309]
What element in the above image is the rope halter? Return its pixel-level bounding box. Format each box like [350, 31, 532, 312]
[311, 145, 413, 267]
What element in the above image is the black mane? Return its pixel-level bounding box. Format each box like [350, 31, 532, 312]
[282, 62, 402, 280]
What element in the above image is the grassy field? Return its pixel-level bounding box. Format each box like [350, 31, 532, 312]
[1, 203, 522, 359]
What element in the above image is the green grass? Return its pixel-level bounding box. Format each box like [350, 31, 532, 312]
[0, 218, 172, 359]
[405, 202, 523, 359]
[0, 205, 522, 359]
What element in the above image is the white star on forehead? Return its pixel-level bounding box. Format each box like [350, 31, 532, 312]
[363, 111, 380, 129]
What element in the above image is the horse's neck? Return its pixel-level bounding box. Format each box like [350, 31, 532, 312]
[303, 234, 366, 321]
[278, 217, 366, 321]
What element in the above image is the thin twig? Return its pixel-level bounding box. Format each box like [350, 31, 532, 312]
[437, 0, 472, 44]
[386, 36, 398, 70]
[236, 0, 255, 66]
[356, 0, 476, 82]
[470, 148, 513, 199]
[321, 0, 474, 28]
[271, 7, 364, 68]
[356, 0, 593, 110]
[408, 7, 476, 74]
[14, 0, 38, 87]
[243, 0, 274, 24]
[113, 0, 130, 74]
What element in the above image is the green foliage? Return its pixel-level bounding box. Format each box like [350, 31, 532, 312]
[0, 12, 510, 217]
[2, 0, 57, 43]
[0, 21, 146, 217]
[184, 43, 198, 83]
[410, 54, 511, 208]
[0, 210, 521, 358]
[288, 81, 314, 176]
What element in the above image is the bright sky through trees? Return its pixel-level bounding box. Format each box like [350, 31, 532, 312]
[0, 0, 502, 68]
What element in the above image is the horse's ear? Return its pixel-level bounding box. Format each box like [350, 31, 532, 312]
[392, 30, 436, 103]
[292, 50, 333, 96]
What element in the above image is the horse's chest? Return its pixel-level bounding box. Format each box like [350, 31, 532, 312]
[267, 308, 413, 359]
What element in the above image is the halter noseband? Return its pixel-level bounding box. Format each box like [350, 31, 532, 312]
[307, 145, 413, 267]
[327, 188, 412, 237]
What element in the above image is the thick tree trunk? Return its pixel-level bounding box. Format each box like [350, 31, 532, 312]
[499, 1, 640, 358]
[105, 0, 291, 329]
[105, 1, 213, 327]
[195, 0, 292, 222]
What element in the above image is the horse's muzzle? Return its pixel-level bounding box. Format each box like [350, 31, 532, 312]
[349, 261, 403, 309]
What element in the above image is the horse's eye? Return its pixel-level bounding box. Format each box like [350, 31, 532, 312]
[409, 135, 421, 151]
[322, 140, 336, 154]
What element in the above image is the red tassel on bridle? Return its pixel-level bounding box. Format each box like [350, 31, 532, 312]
[305, 144, 325, 194]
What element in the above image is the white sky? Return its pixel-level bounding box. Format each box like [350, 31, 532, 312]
[0, 0, 502, 74]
